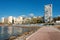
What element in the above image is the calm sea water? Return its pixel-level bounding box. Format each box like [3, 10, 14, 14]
[0, 25, 37, 40]
[0, 26, 24, 40]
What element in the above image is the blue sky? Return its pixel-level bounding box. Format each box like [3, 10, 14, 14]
[0, 0, 60, 18]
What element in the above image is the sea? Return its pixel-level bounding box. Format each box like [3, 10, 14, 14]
[0, 24, 41, 40]
[0, 25, 31, 40]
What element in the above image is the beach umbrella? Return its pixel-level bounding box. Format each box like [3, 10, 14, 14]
[26, 27, 60, 40]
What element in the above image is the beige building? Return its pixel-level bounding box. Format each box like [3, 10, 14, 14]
[16, 16, 23, 24]
[1, 17, 8, 24]
[23, 17, 31, 24]
[4, 18, 8, 24]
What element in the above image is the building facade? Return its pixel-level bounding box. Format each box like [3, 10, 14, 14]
[8, 16, 13, 24]
[16, 16, 23, 24]
[1, 17, 5, 23]
[44, 4, 52, 23]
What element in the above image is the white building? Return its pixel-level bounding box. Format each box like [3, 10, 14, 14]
[44, 4, 52, 23]
[56, 21, 60, 23]
[16, 16, 23, 24]
[1, 17, 5, 23]
[13, 17, 17, 24]
[8, 16, 13, 24]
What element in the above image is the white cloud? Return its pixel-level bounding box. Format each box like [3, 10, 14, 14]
[58, 15, 60, 17]
[29, 13, 34, 17]
[20, 15, 26, 17]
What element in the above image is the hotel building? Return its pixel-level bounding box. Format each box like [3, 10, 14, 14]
[44, 4, 52, 23]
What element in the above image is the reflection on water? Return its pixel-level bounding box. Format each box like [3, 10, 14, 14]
[0, 26, 9, 40]
[0, 26, 23, 40]
[0, 25, 37, 40]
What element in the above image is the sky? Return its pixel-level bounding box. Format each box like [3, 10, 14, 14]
[0, 0, 60, 18]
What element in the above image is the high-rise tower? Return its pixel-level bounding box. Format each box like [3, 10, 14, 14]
[44, 4, 52, 23]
